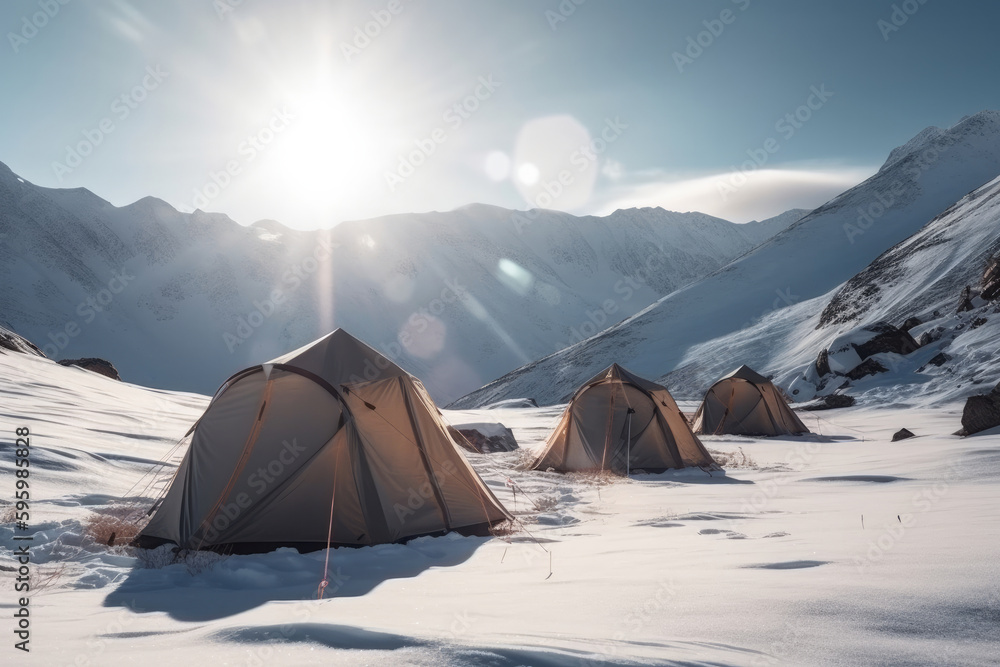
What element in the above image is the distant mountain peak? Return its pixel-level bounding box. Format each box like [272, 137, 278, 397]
[880, 108, 1000, 174]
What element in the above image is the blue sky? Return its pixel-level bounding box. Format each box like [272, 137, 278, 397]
[2, 0, 999, 229]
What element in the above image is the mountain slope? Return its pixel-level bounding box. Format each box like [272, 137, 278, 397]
[0, 164, 793, 403]
[452, 110, 1000, 407]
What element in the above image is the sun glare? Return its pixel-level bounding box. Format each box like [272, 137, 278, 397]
[265, 89, 388, 216]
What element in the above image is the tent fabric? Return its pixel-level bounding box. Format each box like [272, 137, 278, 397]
[138, 329, 511, 553]
[693, 365, 810, 436]
[530, 364, 716, 474]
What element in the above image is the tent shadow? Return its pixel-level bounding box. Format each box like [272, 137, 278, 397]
[634, 468, 755, 485]
[103, 534, 489, 622]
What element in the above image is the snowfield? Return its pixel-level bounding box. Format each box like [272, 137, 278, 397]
[2, 348, 998, 665]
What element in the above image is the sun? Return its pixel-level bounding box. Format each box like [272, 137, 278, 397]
[265, 89, 387, 210]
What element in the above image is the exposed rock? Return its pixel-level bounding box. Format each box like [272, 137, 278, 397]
[957, 285, 975, 313]
[970, 316, 988, 329]
[918, 327, 944, 347]
[0, 326, 45, 357]
[454, 423, 519, 453]
[891, 428, 916, 442]
[852, 323, 920, 360]
[482, 397, 538, 409]
[799, 394, 856, 411]
[447, 426, 478, 453]
[845, 357, 888, 381]
[957, 385, 1000, 436]
[900, 316, 922, 331]
[982, 253, 1000, 301]
[918, 353, 949, 372]
[57, 358, 122, 381]
[815, 348, 831, 377]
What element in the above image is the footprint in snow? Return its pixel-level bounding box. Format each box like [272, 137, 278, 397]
[699, 528, 747, 539]
[744, 560, 829, 570]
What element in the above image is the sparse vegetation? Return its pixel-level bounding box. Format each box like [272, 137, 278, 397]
[710, 447, 757, 469]
[0, 504, 16, 525]
[83, 503, 150, 548]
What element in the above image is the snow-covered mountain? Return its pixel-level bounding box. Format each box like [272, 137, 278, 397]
[0, 161, 797, 403]
[452, 110, 1000, 407]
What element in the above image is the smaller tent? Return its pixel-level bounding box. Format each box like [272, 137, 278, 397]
[530, 364, 716, 474]
[693, 365, 809, 436]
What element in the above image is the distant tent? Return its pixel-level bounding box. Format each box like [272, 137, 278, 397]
[693, 365, 809, 436]
[530, 364, 716, 474]
[137, 329, 511, 553]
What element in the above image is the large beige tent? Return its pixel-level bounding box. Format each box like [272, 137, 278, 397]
[693, 365, 810, 436]
[137, 329, 511, 553]
[530, 364, 716, 474]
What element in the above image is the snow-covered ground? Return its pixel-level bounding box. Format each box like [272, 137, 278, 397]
[2, 349, 998, 665]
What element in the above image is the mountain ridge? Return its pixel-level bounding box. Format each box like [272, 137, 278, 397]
[0, 161, 798, 403]
[450, 110, 1000, 407]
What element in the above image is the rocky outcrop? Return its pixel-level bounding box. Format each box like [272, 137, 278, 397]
[917, 353, 949, 372]
[900, 316, 922, 331]
[957, 382, 1000, 436]
[891, 428, 916, 442]
[845, 358, 889, 380]
[57, 358, 122, 381]
[956, 285, 975, 313]
[815, 322, 919, 380]
[918, 327, 944, 347]
[482, 398, 539, 409]
[852, 323, 920, 359]
[0, 326, 45, 357]
[982, 253, 1000, 301]
[800, 394, 856, 411]
[454, 423, 519, 454]
[815, 349, 831, 377]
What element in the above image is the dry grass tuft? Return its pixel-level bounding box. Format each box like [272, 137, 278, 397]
[32, 563, 69, 593]
[568, 469, 621, 486]
[0, 504, 16, 525]
[710, 446, 757, 469]
[84, 503, 150, 548]
[513, 447, 541, 471]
